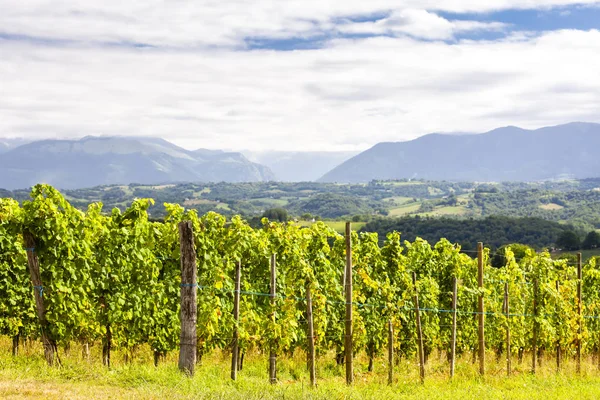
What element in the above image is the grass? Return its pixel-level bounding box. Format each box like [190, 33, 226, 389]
[325, 221, 366, 233]
[539, 203, 564, 211]
[4, 339, 600, 399]
[389, 202, 422, 217]
[384, 197, 414, 206]
[249, 198, 289, 207]
[299, 220, 366, 233]
[183, 198, 216, 206]
[192, 188, 211, 198]
[554, 248, 600, 261]
[427, 187, 444, 196]
[418, 206, 469, 217]
[294, 220, 366, 234]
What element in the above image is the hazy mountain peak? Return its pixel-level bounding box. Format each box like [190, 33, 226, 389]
[0, 136, 274, 189]
[320, 122, 600, 183]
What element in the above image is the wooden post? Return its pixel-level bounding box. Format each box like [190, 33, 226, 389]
[413, 272, 425, 383]
[505, 282, 511, 376]
[577, 252, 582, 374]
[23, 231, 57, 366]
[269, 254, 277, 384]
[178, 221, 197, 375]
[345, 222, 354, 385]
[82, 341, 90, 362]
[450, 276, 458, 379]
[12, 334, 19, 356]
[556, 280, 561, 372]
[306, 284, 316, 387]
[388, 319, 394, 385]
[102, 320, 111, 367]
[231, 261, 241, 380]
[477, 242, 485, 376]
[532, 279, 538, 374]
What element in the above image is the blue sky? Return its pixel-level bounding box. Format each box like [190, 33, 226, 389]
[246, 5, 600, 50]
[1, 1, 600, 151]
[442, 6, 600, 31]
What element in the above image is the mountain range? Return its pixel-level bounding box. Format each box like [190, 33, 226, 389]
[0, 138, 31, 154]
[319, 122, 600, 183]
[2, 122, 600, 189]
[0, 136, 274, 190]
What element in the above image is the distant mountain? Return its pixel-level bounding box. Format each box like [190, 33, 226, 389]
[0, 136, 274, 190]
[320, 122, 600, 183]
[244, 151, 359, 181]
[0, 138, 31, 154]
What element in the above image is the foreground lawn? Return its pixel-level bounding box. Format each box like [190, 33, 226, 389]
[2, 340, 600, 399]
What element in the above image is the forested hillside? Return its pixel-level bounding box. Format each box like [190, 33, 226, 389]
[361, 216, 571, 252]
[2, 179, 600, 251]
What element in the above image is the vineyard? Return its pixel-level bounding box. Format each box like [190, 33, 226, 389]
[1, 184, 600, 388]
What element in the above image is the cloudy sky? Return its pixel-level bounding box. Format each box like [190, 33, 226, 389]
[1, 1, 600, 151]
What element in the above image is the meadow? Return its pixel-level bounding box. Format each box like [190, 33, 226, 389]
[2, 339, 600, 399]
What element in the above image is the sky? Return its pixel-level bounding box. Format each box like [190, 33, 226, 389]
[1, 1, 600, 151]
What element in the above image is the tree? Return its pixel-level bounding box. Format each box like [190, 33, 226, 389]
[556, 231, 581, 251]
[583, 231, 600, 250]
[444, 194, 458, 206]
[300, 213, 313, 221]
[262, 208, 289, 222]
[491, 243, 533, 268]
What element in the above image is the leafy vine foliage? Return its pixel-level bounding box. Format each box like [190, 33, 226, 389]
[0, 185, 595, 371]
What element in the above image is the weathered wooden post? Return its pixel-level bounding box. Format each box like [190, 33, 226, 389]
[413, 272, 425, 383]
[345, 222, 354, 385]
[556, 280, 561, 372]
[12, 335, 19, 357]
[178, 221, 197, 375]
[532, 279, 538, 374]
[577, 252, 582, 374]
[269, 254, 277, 384]
[477, 242, 485, 376]
[505, 282, 511, 376]
[388, 319, 394, 385]
[231, 261, 241, 380]
[450, 276, 458, 379]
[23, 232, 57, 366]
[306, 284, 316, 387]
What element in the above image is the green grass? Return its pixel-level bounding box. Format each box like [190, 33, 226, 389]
[418, 206, 469, 217]
[427, 187, 444, 196]
[250, 198, 289, 207]
[554, 248, 600, 261]
[385, 196, 414, 206]
[539, 203, 564, 211]
[325, 221, 365, 233]
[296, 220, 366, 233]
[3, 339, 600, 399]
[192, 187, 212, 198]
[389, 202, 422, 216]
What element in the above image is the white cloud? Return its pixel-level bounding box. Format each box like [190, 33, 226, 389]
[1, 28, 600, 151]
[336, 9, 508, 40]
[0, 1, 598, 46]
[1, 1, 600, 151]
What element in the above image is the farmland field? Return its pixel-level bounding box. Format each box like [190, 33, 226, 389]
[417, 205, 469, 217]
[296, 220, 366, 233]
[388, 202, 422, 216]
